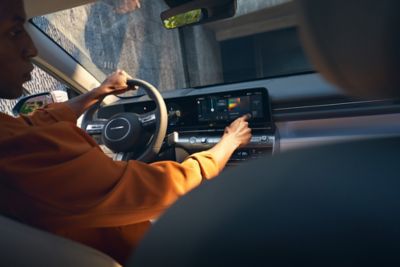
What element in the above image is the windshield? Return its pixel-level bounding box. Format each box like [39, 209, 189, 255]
[32, 0, 312, 96]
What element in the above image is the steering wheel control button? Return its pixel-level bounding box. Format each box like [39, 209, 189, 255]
[86, 123, 105, 134]
[140, 113, 156, 124]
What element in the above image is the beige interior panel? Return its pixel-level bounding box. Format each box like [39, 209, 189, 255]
[277, 113, 400, 152]
[24, 0, 97, 18]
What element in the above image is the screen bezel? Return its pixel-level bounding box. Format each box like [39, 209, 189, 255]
[194, 87, 272, 128]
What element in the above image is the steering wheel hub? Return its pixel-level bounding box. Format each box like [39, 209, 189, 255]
[105, 117, 131, 141]
[102, 113, 143, 153]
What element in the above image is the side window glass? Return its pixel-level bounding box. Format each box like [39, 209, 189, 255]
[0, 65, 70, 116]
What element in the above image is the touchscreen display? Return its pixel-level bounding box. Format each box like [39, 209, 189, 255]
[197, 91, 264, 122]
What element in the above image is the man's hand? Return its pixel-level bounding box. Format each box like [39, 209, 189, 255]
[222, 114, 252, 148]
[65, 69, 135, 117]
[205, 115, 252, 172]
[114, 0, 141, 14]
[93, 69, 133, 100]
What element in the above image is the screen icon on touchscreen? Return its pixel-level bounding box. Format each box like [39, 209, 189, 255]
[228, 96, 251, 118]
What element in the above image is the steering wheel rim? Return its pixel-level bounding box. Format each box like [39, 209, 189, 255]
[83, 79, 168, 163]
[128, 79, 168, 162]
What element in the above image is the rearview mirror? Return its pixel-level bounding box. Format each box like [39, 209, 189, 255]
[161, 0, 236, 29]
[13, 91, 69, 116]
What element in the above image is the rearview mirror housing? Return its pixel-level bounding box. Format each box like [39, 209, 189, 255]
[161, 0, 236, 29]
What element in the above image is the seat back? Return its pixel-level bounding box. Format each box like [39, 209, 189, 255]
[295, 0, 400, 98]
[130, 137, 400, 266]
[0, 215, 121, 267]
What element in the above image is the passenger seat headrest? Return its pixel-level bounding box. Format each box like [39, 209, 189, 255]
[295, 0, 400, 98]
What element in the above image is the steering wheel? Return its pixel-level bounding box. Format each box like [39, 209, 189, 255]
[83, 79, 168, 163]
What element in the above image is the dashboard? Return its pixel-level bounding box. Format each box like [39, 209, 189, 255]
[84, 72, 400, 165]
[94, 87, 275, 163]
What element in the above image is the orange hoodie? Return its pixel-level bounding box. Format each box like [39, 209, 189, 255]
[0, 103, 220, 263]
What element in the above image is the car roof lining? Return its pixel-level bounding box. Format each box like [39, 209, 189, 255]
[24, 0, 97, 18]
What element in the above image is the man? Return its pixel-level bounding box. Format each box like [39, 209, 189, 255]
[0, 0, 251, 264]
